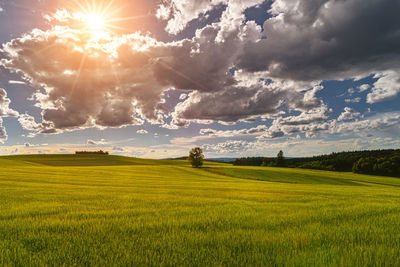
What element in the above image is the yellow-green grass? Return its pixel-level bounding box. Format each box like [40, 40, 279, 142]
[0, 155, 400, 266]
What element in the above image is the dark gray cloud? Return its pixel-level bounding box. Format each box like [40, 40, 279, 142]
[237, 0, 400, 82]
[172, 79, 324, 125]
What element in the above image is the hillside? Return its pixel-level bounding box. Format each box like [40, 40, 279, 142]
[0, 155, 400, 266]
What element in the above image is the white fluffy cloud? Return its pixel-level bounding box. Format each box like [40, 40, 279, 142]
[358, 84, 371, 92]
[331, 112, 400, 135]
[367, 70, 400, 103]
[204, 140, 248, 153]
[156, 0, 225, 34]
[199, 108, 399, 142]
[156, 0, 264, 35]
[254, 111, 400, 140]
[0, 89, 18, 143]
[0, 89, 18, 117]
[256, 105, 331, 139]
[338, 107, 360, 121]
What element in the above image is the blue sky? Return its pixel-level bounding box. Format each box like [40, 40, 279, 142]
[0, 0, 399, 158]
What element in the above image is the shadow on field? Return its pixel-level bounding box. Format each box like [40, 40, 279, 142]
[200, 166, 365, 186]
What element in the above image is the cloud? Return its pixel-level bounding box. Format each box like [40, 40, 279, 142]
[358, 84, 371, 92]
[156, 0, 224, 34]
[237, 0, 400, 82]
[0, 118, 7, 144]
[0, 89, 19, 144]
[2, 0, 399, 138]
[201, 115, 400, 155]
[18, 114, 56, 134]
[200, 124, 268, 137]
[8, 80, 26, 85]
[367, 70, 400, 103]
[87, 139, 108, 145]
[332, 112, 400, 135]
[276, 105, 331, 126]
[0, 89, 18, 117]
[0, 12, 262, 131]
[179, 93, 188, 100]
[194, 106, 332, 142]
[2, 9, 328, 132]
[260, 111, 400, 140]
[171, 78, 325, 125]
[156, 0, 264, 35]
[1, 27, 166, 133]
[203, 140, 249, 153]
[345, 97, 361, 103]
[136, 129, 148, 134]
[338, 107, 360, 121]
[187, 106, 399, 144]
[256, 105, 331, 139]
[251, 137, 400, 157]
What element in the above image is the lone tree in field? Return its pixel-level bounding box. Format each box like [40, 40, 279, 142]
[189, 147, 204, 168]
[276, 150, 286, 167]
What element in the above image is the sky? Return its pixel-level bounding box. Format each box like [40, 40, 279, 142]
[0, 0, 399, 158]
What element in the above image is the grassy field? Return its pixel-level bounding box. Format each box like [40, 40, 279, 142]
[1, 155, 400, 266]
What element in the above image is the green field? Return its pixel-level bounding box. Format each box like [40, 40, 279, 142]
[1, 155, 400, 266]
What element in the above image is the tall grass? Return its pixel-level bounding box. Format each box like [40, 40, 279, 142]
[0, 155, 400, 266]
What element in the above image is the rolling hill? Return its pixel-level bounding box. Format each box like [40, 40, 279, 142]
[0, 154, 400, 266]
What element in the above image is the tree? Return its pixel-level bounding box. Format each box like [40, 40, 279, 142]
[352, 157, 376, 174]
[276, 150, 286, 167]
[188, 147, 204, 168]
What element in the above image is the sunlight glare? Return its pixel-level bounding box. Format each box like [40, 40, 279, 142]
[85, 13, 105, 32]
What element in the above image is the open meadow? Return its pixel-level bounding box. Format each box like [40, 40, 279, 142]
[1, 155, 400, 266]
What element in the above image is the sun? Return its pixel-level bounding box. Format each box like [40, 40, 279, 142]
[64, 0, 145, 37]
[84, 13, 106, 32]
[73, 11, 110, 36]
[69, 0, 123, 36]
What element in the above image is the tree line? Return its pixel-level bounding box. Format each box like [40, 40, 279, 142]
[234, 149, 400, 177]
